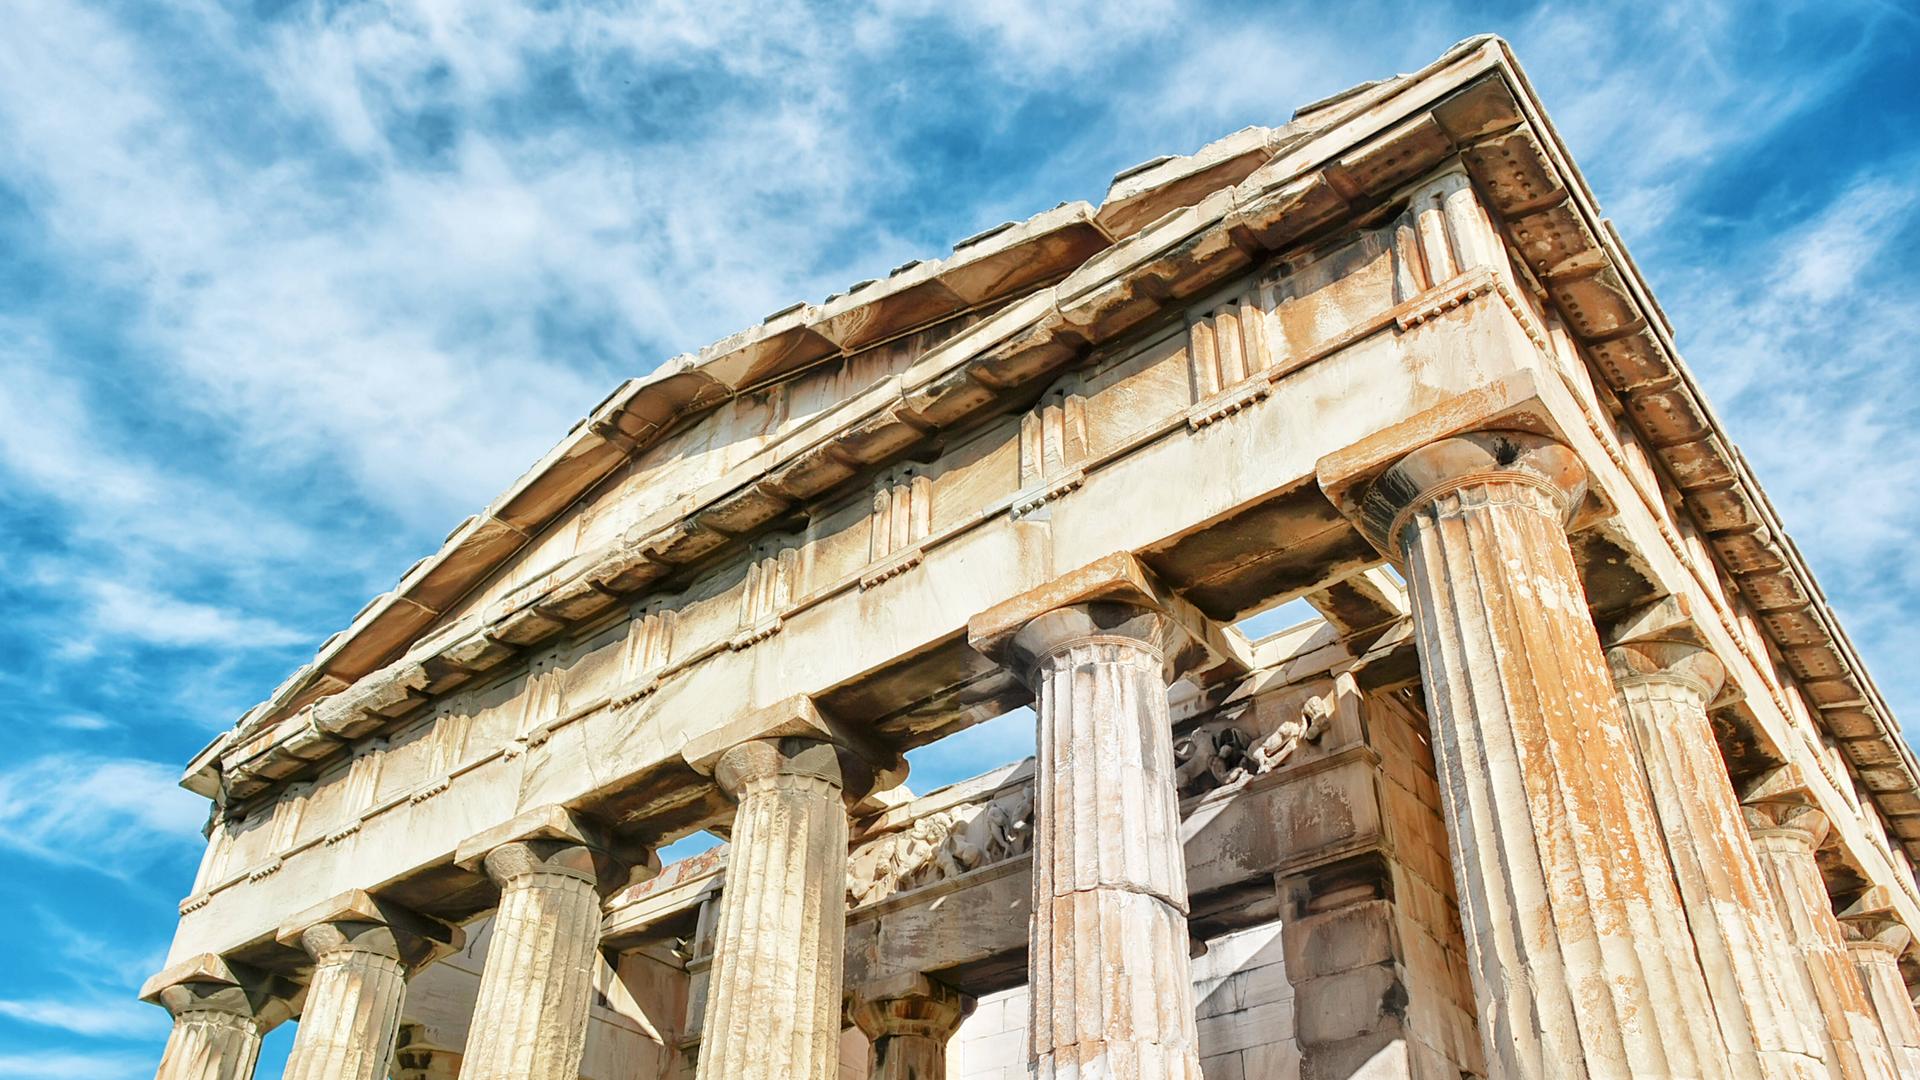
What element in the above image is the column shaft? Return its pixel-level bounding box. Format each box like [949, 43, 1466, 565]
[461, 850, 607, 1080]
[1373, 432, 1729, 1080]
[156, 1009, 262, 1080]
[1028, 630, 1201, 1079]
[1744, 799, 1900, 1080]
[281, 945, 407, 1080]
[1610, 643, 1825, 1079]
[696, 742, 852, 1080]
[1850, 942, 1920, 1076]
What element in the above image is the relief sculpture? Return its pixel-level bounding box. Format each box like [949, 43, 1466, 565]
[1173, 686, 1336, 800]
[847, 786, 1034, 907]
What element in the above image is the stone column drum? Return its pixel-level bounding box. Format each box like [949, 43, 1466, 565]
[454, 808, 629, 1080]
[276, 891, 460, 1080]
[851, 973, 976, 1080]
[1351, 431, 1731, 1080]
[142, 956, 291, 1080]
[984, 597, 1205, 1080]
[1607, 639, 1826, 1080]
[1744, 770, 1901, 1080]
[695, 736, 869, 1080]
[1837, 891, 1920, 1077]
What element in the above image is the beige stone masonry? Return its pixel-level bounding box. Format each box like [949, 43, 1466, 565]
[275, 890, 460, 1080]
[453, 807, 633, 1080]
[850, 973, 975, 1080]
[1743, 768, 1901, 1080]
[1605, 630, 1826, 1079]
[142, 955, 294, 1080]
[684, 707, 880, 1080]
[1331, 430, 1730, 1080]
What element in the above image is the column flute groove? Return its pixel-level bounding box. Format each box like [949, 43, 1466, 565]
[453, 808, 631, 1080]
[971, 581, 1208, 1080]
[692, 730, 868, 1080]
[1607, 639, 1826, 1079]
[1345, 430, 1733, 1080]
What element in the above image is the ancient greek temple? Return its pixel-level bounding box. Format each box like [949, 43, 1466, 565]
[142, 36, 1920, 1080]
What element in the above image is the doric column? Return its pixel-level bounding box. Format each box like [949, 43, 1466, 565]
[681, 698, 882, 1080]
[276, 890, 460, 1080]
[1743, 768, 1900, 1080]
[850, 973, 975, 1080]
[970, 555, 1218, 1080]
[1606, 635, 1826, 1079]
[1344, 430, 1730, 1080]
[453, 806, 633, 1080]
[1838, 889, 1920, 1076]
[141, 955, 293, 1080]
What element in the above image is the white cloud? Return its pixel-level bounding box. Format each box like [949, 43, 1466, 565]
[0, 997, 163, 1039]
[0, 755, 206, 870]
[0, 1052, 148, 1080]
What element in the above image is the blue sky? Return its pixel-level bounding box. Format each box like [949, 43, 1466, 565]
[0, 1, 1916, 1075]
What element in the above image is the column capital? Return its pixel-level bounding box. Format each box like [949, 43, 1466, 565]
[1741, 765, 1831, 848]
[966, 551, 1246, 685]
[849, 973, 976, 1043]
[140, 953, 298, 1030]
[453, 804, 649, 896]
[1839, 886, 1916, 955]
[680, 695, 905, 804]
[1605, 640, 1727, 701]
[1351, 430, 1587, 555]
[275, 889, 463, 974]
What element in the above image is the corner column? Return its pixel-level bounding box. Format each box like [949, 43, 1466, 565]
[683, 698, 884, 1080]
[851, 973, 975, 1080]
[453, 806, 633, 1080]
[142, 955, 293, 1080]
[1334, 430, 1730, 1080]
[1606, 635, 1826, 1079]
[277, 890, 461, 1080]
[1838, 889, 1920, 1076]
[970, 556, 1216, 1080]
[1743, 769, 1902, 1080]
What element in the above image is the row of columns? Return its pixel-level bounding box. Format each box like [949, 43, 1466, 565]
[148, 428, 1920, 1080]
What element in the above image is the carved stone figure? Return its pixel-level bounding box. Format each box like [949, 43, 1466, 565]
[1246, 693, 1332, 774]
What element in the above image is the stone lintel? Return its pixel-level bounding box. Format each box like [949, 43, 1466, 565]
[1602, 594, 1707, 648]
[965, 551, 1247, 684]
[453, 804, 654, 890]
[274, 889, 463, 971]
[1314, 371, 1611, 554]
[681, 695, 888, 778]
[140, 953, 298, 1028]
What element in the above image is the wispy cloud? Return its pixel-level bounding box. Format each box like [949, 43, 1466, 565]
[0, 755, 205, 870]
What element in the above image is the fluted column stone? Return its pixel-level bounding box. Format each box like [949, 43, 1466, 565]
[1837, 892, 1920, 1078]
[277, 891, 460, 1080]
[1743, 769, 1899, 1080]
[971, 569, 1210, 1080]
[1346, 430, 1730, 1080]
[454, 807, 632, 1080]
[142, 955, 293, 1080]
[692, 730, 872, 1080]
[1607, 638, 1826, 1079]
[851, 973, 976, 1080]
